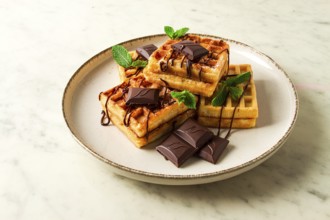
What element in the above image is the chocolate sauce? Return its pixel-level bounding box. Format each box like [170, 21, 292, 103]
[217, 95, 227, 136]
[123, 106, 132, 127]
[101, 95, 112, 126]
[160, 78, 169, 108]
[160, 61, 168, 72]
[186, 59, 193, 78]
[100, 110, 110, 126]
[224, 77, 251, 139]
[145, 110, 151, 140]
[198, 67, 203, 81]
[180, 55, 186, 68]
[126, 68, 142, 78]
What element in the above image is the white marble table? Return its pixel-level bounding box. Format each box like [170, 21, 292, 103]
[1, 0, 329, 219]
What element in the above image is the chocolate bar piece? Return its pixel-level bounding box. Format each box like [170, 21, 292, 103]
[136, 44, 157, 60]
[171, 40, 209, 62]
[156, 134, 197, 167]
[174, 119, 213, 148]
[198, 136, 229, 164]
[126, 88, 159, 108]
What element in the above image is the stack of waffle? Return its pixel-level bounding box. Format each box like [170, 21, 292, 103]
[99, 34, 258, 147]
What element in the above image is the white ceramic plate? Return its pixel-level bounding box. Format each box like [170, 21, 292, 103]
[62, 34, 298, 185]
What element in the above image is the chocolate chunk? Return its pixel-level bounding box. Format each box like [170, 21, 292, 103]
[198, 136, 229, 164]
[136, 44, 157, 60]
[126, 88, 159, 107]
[174, 119, 213, 149]
[156, 134, 197, 167]
[171, 40, 209, 62]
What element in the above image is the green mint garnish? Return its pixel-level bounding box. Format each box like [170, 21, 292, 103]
[112, 45, 147, 68]
[170, 90, 196, 109]
[225, 71, 251, 87]
[211, 84, 229, 106]
[211, 72, 251, 106]
[164, 26, 189, 39]
[131, 60, 148, 68]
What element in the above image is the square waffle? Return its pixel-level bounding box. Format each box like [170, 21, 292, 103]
[197, 64, 258, 128]
[99, 75, 197, 148]
[144, 34, 229, 97]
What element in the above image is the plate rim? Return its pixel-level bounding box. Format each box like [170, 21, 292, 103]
[62, 33, 299, 183]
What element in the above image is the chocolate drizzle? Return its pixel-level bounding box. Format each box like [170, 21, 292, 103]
[216, 74, 251, 139]
[145, 110, 151, 140]
[100, 92, 112, 126]
[100, 110, 110, 126]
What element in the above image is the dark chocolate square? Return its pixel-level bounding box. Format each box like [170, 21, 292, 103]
[198, 136, 229, 164]
[136, 44, 157, 60]
[174, 119, 213, 149]
[126, 88, 159, 107]
[156, 134, 196, 167]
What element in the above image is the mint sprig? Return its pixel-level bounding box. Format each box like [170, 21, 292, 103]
[164, 26, 189, 39]
[170, 90, 196, 109]
[112, 45, 147, 68]
[211, 72, 251, 106]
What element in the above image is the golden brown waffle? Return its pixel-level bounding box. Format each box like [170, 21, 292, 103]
[99, 75, 197, 147]
[144, 34, 229, 97]
[118, 51, 144, 82]
[197, 64, 258, 128]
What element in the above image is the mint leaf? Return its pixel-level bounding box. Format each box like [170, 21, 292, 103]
[112, 45, 132, 68]
[164, 26, 189, 39]
[131, 60, 148, 68]
[164, 26, 175, 39]
[228, 86, 243, 101]
[225, 72, 251, 87]
[211, 72, 251, 106]
[174, 27, 189, 39]
[170, 90, 196, 109]
[211, 84, 228, 106]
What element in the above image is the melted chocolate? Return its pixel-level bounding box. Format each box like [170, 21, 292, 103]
[100, 110, 110, 126]
[100, 93, 112, 126]
[224, 77, 251, 139]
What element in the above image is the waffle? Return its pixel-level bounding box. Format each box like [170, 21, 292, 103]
[99, 75, 197, 147]
[144, 34, 229, 97]
[197, 64, 258, 128]
[118, 51, 145, 82]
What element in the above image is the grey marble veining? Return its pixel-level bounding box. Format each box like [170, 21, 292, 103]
[1, 0, 330, 219]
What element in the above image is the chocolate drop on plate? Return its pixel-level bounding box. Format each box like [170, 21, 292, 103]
[126, 88, 159, 108]
[171, 40, 209, 62]
[198, 136, 229, 164]
[174, 119, 213, 149]
[156, 134, 197, 167]
[136, 44, 157, 60]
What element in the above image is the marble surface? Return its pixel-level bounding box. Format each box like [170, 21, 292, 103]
[1, 0, 329, 219]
